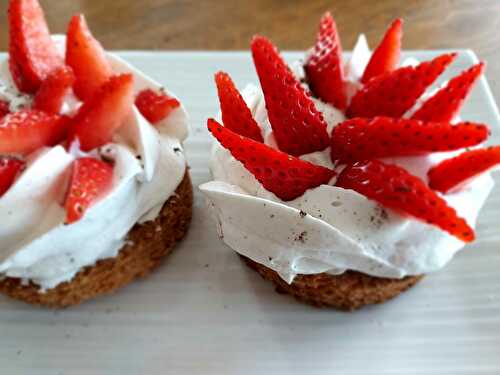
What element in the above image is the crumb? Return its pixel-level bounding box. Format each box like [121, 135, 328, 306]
[204, 264, 209, 268]
[294, 231, 308, 243]
[270, 214, 275, 218]
[299, 210, 307, 218]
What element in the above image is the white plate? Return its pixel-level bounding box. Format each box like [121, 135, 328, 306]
[1, 51, 500, 375]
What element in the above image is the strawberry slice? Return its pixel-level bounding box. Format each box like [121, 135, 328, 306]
[64, 157, 114, 224]
[0, 101, 10, 118]
[8, 0, 64, 93]
[412, 63, 485, 123]
[331, 117, 489, 164]
[336, 160, 474, 242]
[0, 110, 66, 155]
[0, 157, 25, 197]
[428, 146, 500, 193]
[69, 74, 134, 152]
[214, 71, 263, 142]
[361, 18, 403, 83]
[304, 12, 347, 110]
[208, 118, 335, 201]
[347, 53, 456, 118]
[251, 36, 330, 156]
[66, 14, 112, 100]
[33, 66, 75, 114]
[135, 88, 180, 124]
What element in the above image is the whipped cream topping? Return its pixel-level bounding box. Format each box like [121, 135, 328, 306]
[200, 36, 494, 283]
[0, 36, 189, 290]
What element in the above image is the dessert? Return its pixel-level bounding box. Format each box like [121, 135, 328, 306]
[200, 13, 498, 310]
[0, 0, 192, 307]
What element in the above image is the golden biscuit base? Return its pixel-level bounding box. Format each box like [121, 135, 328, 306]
[0, 172, 193, 308]
[241, 256, 423, 311]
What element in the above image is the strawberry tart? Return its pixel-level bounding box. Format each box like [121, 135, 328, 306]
[0, 0, 192, 307]
[200, 14, 499, 310]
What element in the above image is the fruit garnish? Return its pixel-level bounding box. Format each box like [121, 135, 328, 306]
[336, 160, 474, 242]
[304, 12, 347, 110]
[68, 74, 134, 152]
[0, 101, 10, 118]
[428, 146, 500, 193]
[412, 62, 485, 123]
[331, 117, 489, 164]
[214, 71, 263, 142]
[8, 0, 64, 93]
[135, 88, 180, 124]
[66, 14, 112, 100]
[0, 157, 25, 197]
[33, 66, 75, 114]
[361, 18, 403, 83]
[251, 35, 330, 156]
[208, 118, 335, 201]
[347, 53, 456, 118]
[0, 110, 67, 155]
[64, 157, 113, 224]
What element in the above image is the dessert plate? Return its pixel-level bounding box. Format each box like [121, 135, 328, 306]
[1, 51, 499, 375]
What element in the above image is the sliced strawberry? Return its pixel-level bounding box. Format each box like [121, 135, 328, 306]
[135, 88, 180, 124]
[331, 117, 489, 164]
[208, 118, 335, 201]
[428, 146, 500, 193]
[304, 12, 347, 110]
[33, 66, 75, 114]
[0, 110, 66, 155]
[8, 0, 63, 93]
[251, 36, 330, 156]
[69, 74, 134, 152]
[347, 53, 456, 118]
[336, 160, 474, 242]
[214, 71, 263, 142]
[0, 157, 25, 197]
[412, 63, 485, 123]
[66, 14, 112, 100]
[361, 18, 403, 83]
[64, 157, 113, 224]
[0, 101, 10, 117]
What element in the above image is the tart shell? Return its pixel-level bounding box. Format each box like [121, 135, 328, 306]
[0, 171, 193, 308]
[241, 255, 423, 311]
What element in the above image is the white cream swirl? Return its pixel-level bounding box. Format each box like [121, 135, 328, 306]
[200, 37, 494, 283]
[0, 36, 189, 290]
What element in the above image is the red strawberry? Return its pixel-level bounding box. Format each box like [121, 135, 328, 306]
[336, 160, 474, 242]
[361, 18, 403, 83]
[0, 101, 10, 118]
[0, 157, 25, 197]
[64, 157, 113, 224]
[8, 0, 64, 93]
[135, 88, 180, 124]
[428, 146, 500, 193]
[251, 36, 330, 156]
[33, 66, 75, 114]
[69, 74, 134, 152]
[66, 14, 112, 100]
[208, 118, 335, 201]
[331, 117, 489, 164]
[412, 63, 485, 123]
[0, 110, 67, 155]
[214, 71, 263, 142]
[347, 53, 456, 118]
[304, 12, 347, 110]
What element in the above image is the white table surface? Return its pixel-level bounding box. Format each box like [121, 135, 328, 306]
[1, 51, 499, 375]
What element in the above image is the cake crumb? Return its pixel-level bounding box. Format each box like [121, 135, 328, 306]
[294, 231, 308, 243]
